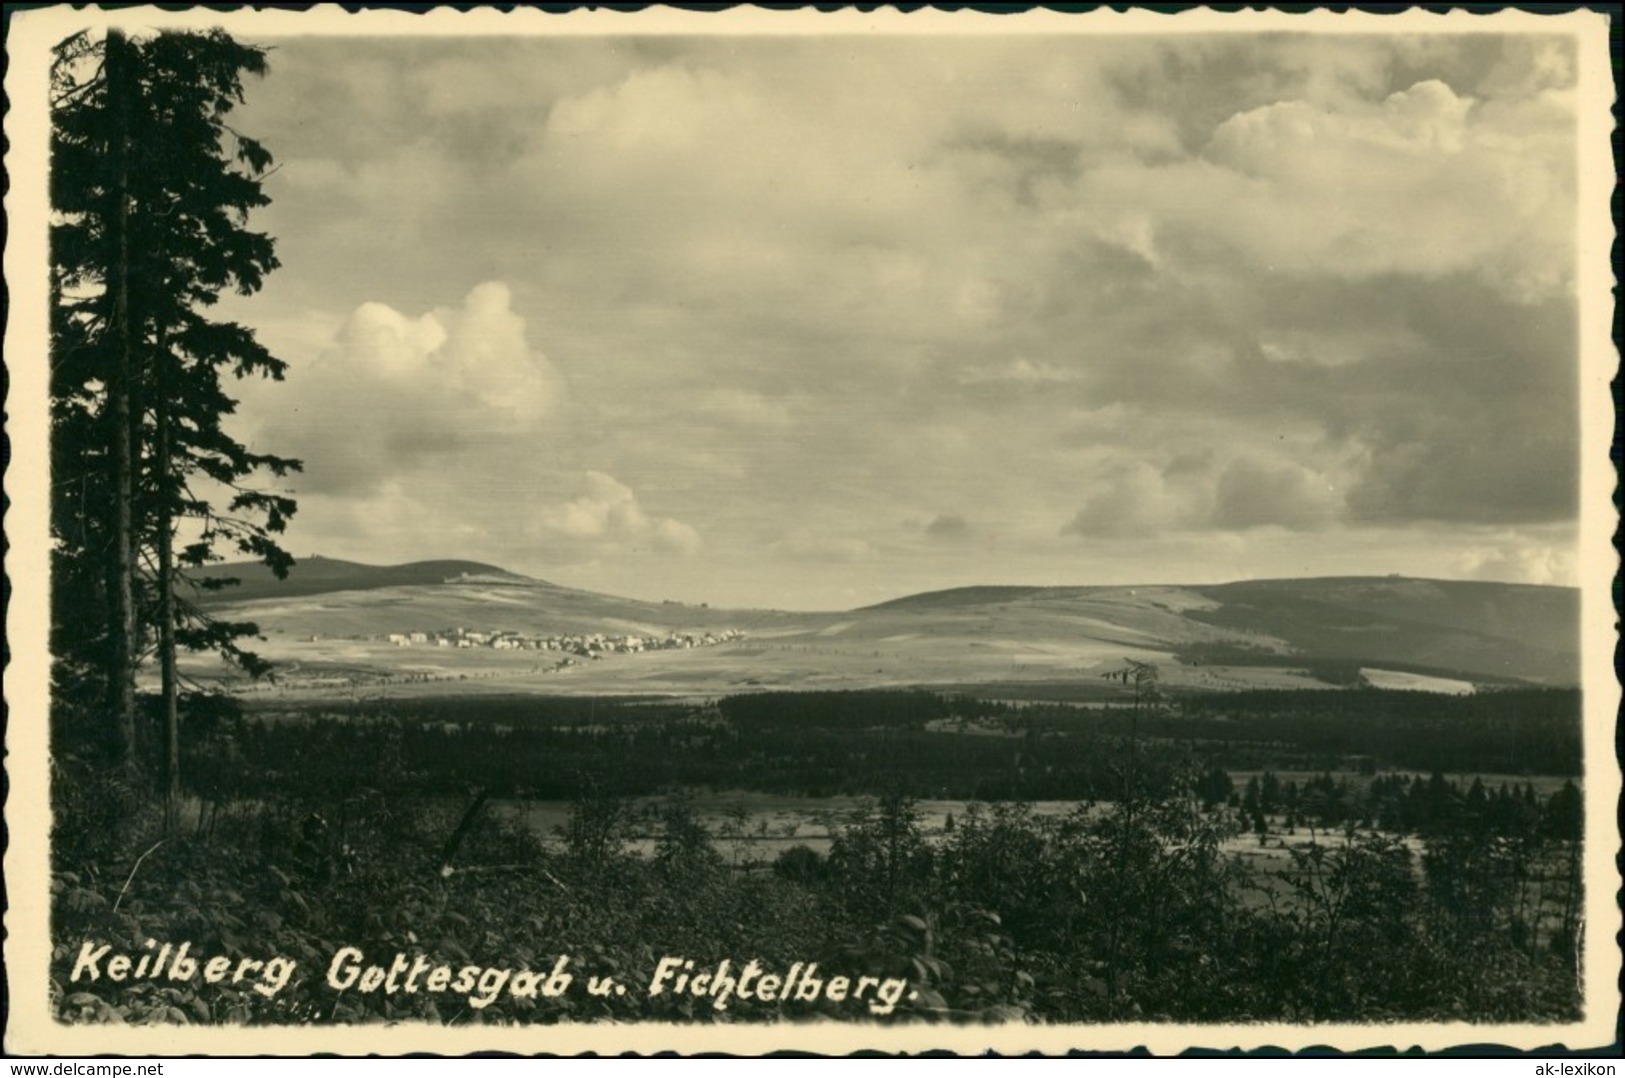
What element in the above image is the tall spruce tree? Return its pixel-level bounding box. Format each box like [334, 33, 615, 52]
[49, 26, 300, 798]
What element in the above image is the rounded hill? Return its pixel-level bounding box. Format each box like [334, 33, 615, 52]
[188, 556, 539, 603]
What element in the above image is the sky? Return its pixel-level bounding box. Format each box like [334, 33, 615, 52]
[199, 23, 1585, 610]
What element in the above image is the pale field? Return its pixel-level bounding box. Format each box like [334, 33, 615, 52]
[180, 581, 1286, 701]
[178, 571, 1580, 705]
[487, 788, 1578, 869]
[177, 574, 1582, 701]
[182, 600, 1335, 702]
[1359, 667, 1476, 695]
[186, 629, 1182, 701]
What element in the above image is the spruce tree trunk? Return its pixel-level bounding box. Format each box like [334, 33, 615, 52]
[157, 330, 181, 815]
[106, 28, 139, 775]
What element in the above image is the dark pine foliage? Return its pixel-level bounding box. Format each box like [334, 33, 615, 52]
[50, 27, 300, 771]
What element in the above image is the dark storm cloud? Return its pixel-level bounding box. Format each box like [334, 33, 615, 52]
[1015, 261, 1577, 530]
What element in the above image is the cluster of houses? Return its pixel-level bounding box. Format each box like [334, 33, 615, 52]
[381, 626, 745, 657]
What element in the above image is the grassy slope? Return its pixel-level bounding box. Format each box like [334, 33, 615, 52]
[1188, 577, 1577, 685]
[192, 560, 1579, 696]
[188, 556, 534, 602]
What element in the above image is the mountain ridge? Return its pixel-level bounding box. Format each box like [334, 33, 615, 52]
[184, 556, 1580, 694]
[201, 555, 1579, 612]
[188, 556, 544, 602]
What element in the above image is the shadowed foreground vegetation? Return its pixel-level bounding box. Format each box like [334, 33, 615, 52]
[52, 689, 1583, 1025]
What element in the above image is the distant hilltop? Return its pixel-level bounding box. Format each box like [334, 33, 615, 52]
[858, 576, 1579, 688]
[191, 558, 1580, 691]
[185, 556, 541, 602]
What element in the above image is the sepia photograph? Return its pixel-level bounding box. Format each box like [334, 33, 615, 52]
[5, 4, 1619, 1057]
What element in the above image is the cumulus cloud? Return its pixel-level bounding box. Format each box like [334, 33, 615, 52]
[1211, 457, 1340, 531]
[1082, 76, 1576, 302]
[213, 33, 1582, 605]
[533, 471, 701, 555]
[1064, 454, 1342, 538]
[1454, 535, 1578, 587]
[252, 282, 561, 494]
[653, 518, 704, 556]
[1062, 460, 1200, 540]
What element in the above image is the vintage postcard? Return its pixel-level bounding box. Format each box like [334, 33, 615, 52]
[5, 4, 1618, 1057]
